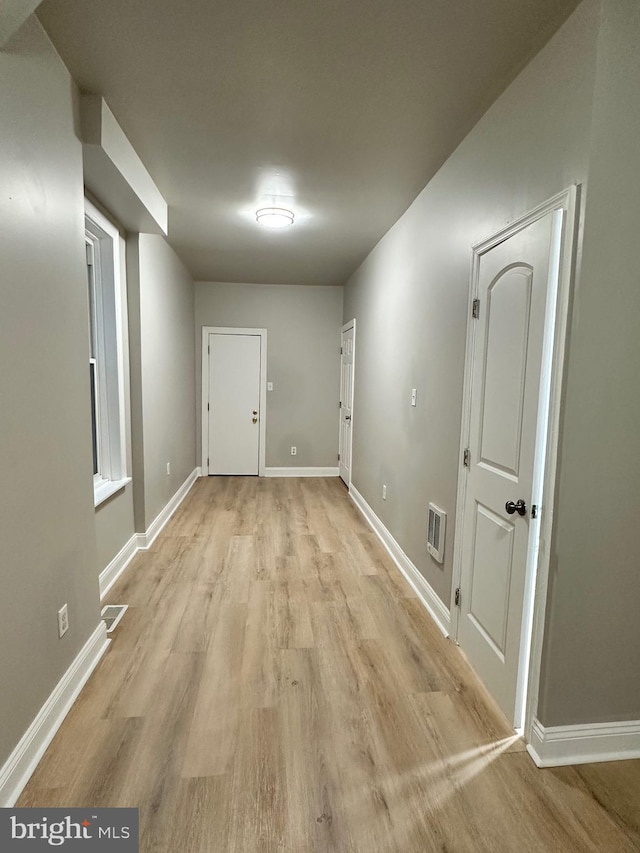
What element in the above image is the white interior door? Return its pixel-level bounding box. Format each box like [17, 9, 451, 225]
[458, 210, 561, 725]
[208, 333, 261, 475]
[339, 321, 355, 485]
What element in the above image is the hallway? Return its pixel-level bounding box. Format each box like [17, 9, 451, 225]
[18, 477, 640, 851]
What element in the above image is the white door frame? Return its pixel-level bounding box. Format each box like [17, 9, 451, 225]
[339, 319, 356, 488]
[450, 185, 579, 740]
[201, 326, 267, 476]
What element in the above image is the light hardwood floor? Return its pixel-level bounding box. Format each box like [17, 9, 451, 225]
[19, 477, 640, 852]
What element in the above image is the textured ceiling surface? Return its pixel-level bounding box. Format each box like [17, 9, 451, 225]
[38, 0, 579, 285]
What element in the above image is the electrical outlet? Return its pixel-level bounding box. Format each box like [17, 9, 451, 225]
[267, 381, 274, 391]
[382, 484, 387, 500]
[291, 446, 297, 456]
[58, 604, 69, 638]
[166, 462, 171, 475]
[411, 388, 417, 407]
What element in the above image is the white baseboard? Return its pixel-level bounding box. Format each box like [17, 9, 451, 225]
[349, 485, 451, 637]
[527, 717, 640, 767]
[99, 533, 139, 600]
[0, 470, 201, 806]
[0, 623, 110, 807]
[100, 467, 199, 600]
[264, 467, 340, 478]
[138, 467, 199, 549]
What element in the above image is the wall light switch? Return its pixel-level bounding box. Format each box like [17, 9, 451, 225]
[411, 388, 417, 407]
[267, 382, 274, 391]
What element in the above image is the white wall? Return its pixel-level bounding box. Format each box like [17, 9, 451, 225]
[130, 235, 196, 531]
[537, 0, 640, 725]
[95, 487, 135, 574]
[195, 283, 343, 469]
[0, 18, 102, 768]
[344, 0, 599, 609]
[0, 16, 197, 778]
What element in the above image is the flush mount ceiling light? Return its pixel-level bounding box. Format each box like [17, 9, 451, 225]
[256, 207, 295, 228]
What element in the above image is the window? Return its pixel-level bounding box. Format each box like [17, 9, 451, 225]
[85, 200, 130, 505]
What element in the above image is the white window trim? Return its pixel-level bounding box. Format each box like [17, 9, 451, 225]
[94, 476, 132, 507]
[85, 199, 129, 506]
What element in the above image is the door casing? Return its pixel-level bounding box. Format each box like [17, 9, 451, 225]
[201, 326, 267, 476]
[339, 319, 356, 487]
[451, 186, 579, 740]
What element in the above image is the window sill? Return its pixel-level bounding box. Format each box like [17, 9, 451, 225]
[94, 477, 132, 508]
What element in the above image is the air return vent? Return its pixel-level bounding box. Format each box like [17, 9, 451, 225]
[427, 504, 446, 563]
[101, 604, 128, 633]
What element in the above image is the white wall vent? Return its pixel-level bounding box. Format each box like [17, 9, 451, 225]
[101, 604, 128, 633]
[427, 504, 446, 563]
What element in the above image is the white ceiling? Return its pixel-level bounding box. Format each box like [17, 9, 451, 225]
[38, 0, 579, 286]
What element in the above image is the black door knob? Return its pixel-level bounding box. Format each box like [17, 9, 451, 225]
[505, 499, 527, 517]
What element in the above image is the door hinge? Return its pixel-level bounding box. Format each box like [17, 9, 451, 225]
[455, 587, 461, 606]
[208, 345, 210, 354]
[207, 403, 209, 411]
[340, 346, 343, 355]
[339, 401, 342, 409]
[472, 298, 480, 319]
[531, 504, 538, 519]
[85, 243, 94, 266]
[463, 448, 470, 468]
[207, 457, 210, 466]
[338, 453, 341, 461]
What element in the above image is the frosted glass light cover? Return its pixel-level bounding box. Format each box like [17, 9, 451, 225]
[256, 207, 294, 228]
